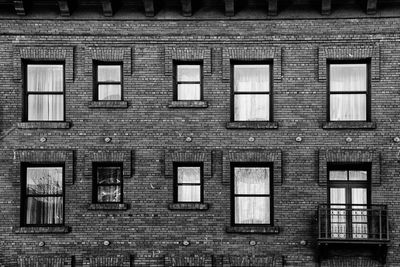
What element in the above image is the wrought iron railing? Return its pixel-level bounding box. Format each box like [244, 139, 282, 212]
[317, 204, 389, 242]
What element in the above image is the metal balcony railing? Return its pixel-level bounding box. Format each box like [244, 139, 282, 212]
[317, 204, 389, 243]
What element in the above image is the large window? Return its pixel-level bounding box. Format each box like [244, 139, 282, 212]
[94, 62, 122, 101]
[232, 164, 272, 225]
[328, 62, 369, 121]
[174, 163, 203, 203]
[174, 63, 202, 101]
[22, 164, 64, 226]
[25, 63, 64, 121]
[328, 164, 370, 239]
[232, 63, 271, 121]
[93, 163, 123, 203]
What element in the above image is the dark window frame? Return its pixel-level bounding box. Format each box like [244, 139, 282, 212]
[231, 61, 273, 122]
[327, 59, 371, 122]
[173, 61, 203, 101]
[23, 61, 66, 122]
[92, 162, 124, 204]
[93, 61, 123, 101]
[173, 162, 204, 204]
[21, 162, 65, 227]
[231, 162, 274, 227]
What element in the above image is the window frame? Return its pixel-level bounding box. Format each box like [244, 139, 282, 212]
[173, 61, 203, 101]
[23, 61, 66, 122]
[21, 162, 65, 227]
[327, 59, 371, 122]
[231, 61, 273, 122]
[173, 162, 204, 204]
[93, 61, 123, 101]
[231, 162, 274, 227]
[92, 162, 124, 204]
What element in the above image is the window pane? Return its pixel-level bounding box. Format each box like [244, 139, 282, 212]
[178, 167, 201, 183]
[330, 64, 367, 92]
[28, 94, 63, 121]
[27, 167, 63, 195]
[234, 94, 269, 121]
[330, 188, 346, 205]
[177, 65, 200, 82]
[26, 197, 63, 225]
[97, 167, 121, 184]
[177, 84, 201, 100]
[97, 186, 121, 203]
[98, 85, 122, 100]
[234, 65, 269, 92]
[98, 65, 121, 82]
[330, 94, 366, 121]
[349, 171, 368, 181]
[177, 185, 201, 202]
[27, 65, 63, 92]
[329, 171, 347, 181]
[235, 196, 270, 224]
[234, 167, 269, 194]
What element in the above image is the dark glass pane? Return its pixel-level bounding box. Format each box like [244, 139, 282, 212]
[26, 197, 63, 225]
[97, 167, 122, 184]
[97, 186, 121, 203]
[26, 167, 63, 195]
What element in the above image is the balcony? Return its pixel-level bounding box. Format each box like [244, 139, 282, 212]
[317, 204, 389, 263]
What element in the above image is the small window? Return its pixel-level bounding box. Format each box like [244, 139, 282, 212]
[174, 163, 203, 203]
[93, 163, 123, 203]
[94, 62, 122, 101]
[22, 164, 64, 226]
[328, 62, 369, 121]
[24, 63, 64, 121]
[232, 164, 272, 225]
[232, 63, 271, 122]
[174, 63, 202, 101]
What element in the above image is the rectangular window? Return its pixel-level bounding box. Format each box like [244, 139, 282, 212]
[94, 62, 122, 101]
[328, 62, 369, 121]
[232, 164, 272, 225]
[328, 164, 370, 239]
[25, 63, 64, 121]
[93, 163, 123, 203]
[174, 63, 202, 101]
[232, 63, 271, 121]
[174, 163, 203, 203]
[22, 164, 64, 226]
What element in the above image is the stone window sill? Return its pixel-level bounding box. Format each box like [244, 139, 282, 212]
[168, 101, 208, 108]
[226, 121, 279, 130]
[13, 226, 71, 234]
[88, 101, 129, 109]
[88, 203, 129, 210]
[168, 203, 209, 210]
[17, 122, 71, 129]
[225, 226, 280, 234]
[322, 121, 376, 130]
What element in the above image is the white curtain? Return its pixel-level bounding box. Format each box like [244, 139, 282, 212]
[26, 167, 63, 225]
[27, 65, 63, 121]
[352, 188, 368, 239]
[177, 167, 201, 202]
[330, 64, 367, 121]
[234, 65, 269, 92]
[177, 65, 201, 100]
[97, 65, 122, 100]
[234, 167, 270, 224]
[330, 188, 346, 238]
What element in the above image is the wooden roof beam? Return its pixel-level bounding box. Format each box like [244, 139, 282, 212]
[13, 0, 27, 16]
[143, 0, 155, 17]
[57, 0, 73, 16]
[224, 0, 235, 17]
[321, 0, 331, 15]
[267, 0, 277, 16]
[180, 0, 192, 17]
[101, 0, 114, 17]
[366, 0, 377, 14]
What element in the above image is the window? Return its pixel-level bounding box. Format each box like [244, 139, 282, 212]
[174, 163, 203, 203]
[232, 63, 271, 121]
[328, 62, 369, 121]
[328, 164, 370, 239]
[174, 63, 202, 101]
[93, 163, 123, 203]
[94, 62, 122, 101]
[22, 164, 64, 226]
[24, 63, 64, 121]
[232, 164, 272, 225]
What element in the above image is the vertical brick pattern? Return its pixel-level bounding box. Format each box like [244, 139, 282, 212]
[164, 254, 213, 267]
[17, 256, 72, 267]
[222, 255, 283, 267]
[84, 150, 134, 178]
[84, 47, 132, 76]
[83, 254, 131, 267]
[164, 47, 212, 75]
[164, 150, 212, 179]
[320, 257, 383, 267]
